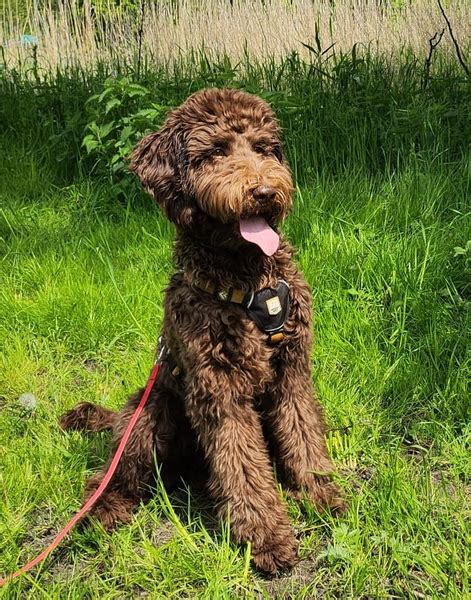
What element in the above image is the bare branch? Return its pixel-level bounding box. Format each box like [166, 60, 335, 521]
[437, 0, 469, 76]
[422, 29, 445, 89]
[136, 0, 147, 80]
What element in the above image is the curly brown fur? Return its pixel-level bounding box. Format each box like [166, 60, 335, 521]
[60, 402, 118, 432]
[60, 88, 345, 575]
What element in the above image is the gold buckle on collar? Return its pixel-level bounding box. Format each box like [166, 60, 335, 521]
[195, 278, 248, 306]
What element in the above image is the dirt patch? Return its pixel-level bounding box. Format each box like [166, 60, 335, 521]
[341, 463, 376, 495]
[149, 518, 175, 547]
[257, 556, 321, 599]
[83, 358, 100, 373]
[20, 506, 63, 550]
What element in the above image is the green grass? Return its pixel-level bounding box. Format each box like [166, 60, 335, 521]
[0, 37, 470, 597]
[0, 121, 469, 597]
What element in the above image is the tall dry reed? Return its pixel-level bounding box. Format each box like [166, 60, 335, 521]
[1, 0, 470, 76]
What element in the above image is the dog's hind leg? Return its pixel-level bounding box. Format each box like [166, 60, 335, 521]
[80, 369, 182, 530]
[59, 402, 118, 432]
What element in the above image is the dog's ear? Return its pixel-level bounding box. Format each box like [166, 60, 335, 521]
[129, 123, 181, 207]
[130, 124, 200, 231]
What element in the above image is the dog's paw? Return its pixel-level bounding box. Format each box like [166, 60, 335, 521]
[83, 477, 135, 531]
[314, 480, 347, 515]
[251, 533, 299, 576]
[85, 497, 133, 531]
[292, 479, 347, 516]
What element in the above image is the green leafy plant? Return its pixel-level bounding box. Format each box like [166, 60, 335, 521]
[82, 77, 168, 198]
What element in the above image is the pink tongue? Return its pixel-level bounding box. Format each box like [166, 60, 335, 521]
[239, 217, 280, 256]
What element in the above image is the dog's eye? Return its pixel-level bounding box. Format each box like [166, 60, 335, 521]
[271, 146, 283, 162]
[254, 144, 268, 155]
[196, 147, 226, 165]
[211, 147, 226, 158]
[254, 144, 283, 162]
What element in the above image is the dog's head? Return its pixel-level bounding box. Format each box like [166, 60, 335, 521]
[130, 88, 293, 255]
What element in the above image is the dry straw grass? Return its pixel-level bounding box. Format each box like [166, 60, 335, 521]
[1, 0, 470, 74]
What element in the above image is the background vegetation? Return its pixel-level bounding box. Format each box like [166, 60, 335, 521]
[0, 0, 469, 597]
[1, 0, 470, 72]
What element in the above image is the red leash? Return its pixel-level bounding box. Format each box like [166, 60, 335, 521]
[0, 361, 161, 588]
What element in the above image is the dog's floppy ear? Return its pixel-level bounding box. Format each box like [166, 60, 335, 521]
[129, 123, 181, 208]
[130, 123, 200, 231]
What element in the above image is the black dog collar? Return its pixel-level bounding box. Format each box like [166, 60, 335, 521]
[192, 276, 290, 343]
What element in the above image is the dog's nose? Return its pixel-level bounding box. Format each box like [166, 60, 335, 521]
[252, 185, 276, 203]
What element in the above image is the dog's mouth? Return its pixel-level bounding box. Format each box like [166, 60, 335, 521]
[238, 216, 280, 256]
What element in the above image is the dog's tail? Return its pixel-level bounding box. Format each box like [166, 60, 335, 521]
[59, 402, 118, 432]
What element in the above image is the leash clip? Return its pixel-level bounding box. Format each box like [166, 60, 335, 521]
[156, 336, 168, 363]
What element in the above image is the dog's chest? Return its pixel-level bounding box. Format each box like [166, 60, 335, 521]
[207, 302, 285, 393]
[164, 265, 301, 394]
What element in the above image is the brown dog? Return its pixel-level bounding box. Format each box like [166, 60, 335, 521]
[60, 88, 345, 575]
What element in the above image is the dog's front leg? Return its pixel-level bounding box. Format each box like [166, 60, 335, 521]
[186, 366, 298, 575]
[266, 347, 346, 514]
